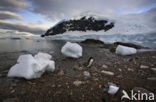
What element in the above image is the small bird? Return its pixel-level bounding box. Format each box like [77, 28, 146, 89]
[87, 57, 94, 68]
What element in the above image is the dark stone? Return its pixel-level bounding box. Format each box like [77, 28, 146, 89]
[81, 39, 104, 44]
[3, 98, 20, 102]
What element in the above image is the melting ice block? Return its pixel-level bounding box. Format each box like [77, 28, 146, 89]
[115, 45, 137, 55]
[8, 52, 55, 79]
[108, 85, 119, 95]
[61, 42, 82, 58]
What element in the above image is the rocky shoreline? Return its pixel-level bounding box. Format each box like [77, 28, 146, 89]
[0, 40, 156, 102]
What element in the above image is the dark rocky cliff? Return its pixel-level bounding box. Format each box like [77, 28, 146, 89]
[42, 16, 114, 37]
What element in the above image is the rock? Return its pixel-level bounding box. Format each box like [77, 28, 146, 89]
[127, 68, 134, 72]
[101, 70, 114, 76]
[151, 68, 156, 71]
[3, 98, 20, 102]
[73, 81, 84, 87]
[83, 71, 91, 78]
[119, 68, 122, 72]
[73, 67, 83, 71]
[57, 70, 64, 76]
[92, 77, 99, 81]
[81, 39, 104, 44]
[78, 67, 83, 71]
[0, 74, 2, 77]
[108, 85, 119, 95]
[115, 45, 137, 55]
[61, 42, 82, 58]
[10, 89, 15, 93]
[102, 65, 108, 69]
[147, 77, 156, 81]
[51, 84, 55, 88]
[152, 56, 156, 58]
[140, 65, 149, 69]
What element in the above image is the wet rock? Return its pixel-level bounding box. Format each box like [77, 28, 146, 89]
[0, 74, 2, 77]
[147, 77, 156, 81]
[83, 71, 91, 78]
[119, 68, 122, 72]
[140, 65, 149, 69]
[57, 70, 64, 76]
[51, 84, 56, 88]
[73, 80, 84, 87]
[3, 98, 20, 102]
[151, 68, 156, 72]
[73, 67, 83, 71]
[10, 89, 15, 93]
[81, 39, 104, 44]
[78, 67, 83, 71]
[128, 68, 134, 72]
[102, 64, 108, 69]
[101, 70, 114, 76]
[93, 77, 99, 81]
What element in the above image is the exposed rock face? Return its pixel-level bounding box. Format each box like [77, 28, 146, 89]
[81, 39, 104, 44]
[42, 16, 114, 36]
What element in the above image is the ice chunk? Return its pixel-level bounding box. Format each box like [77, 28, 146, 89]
[34, 52, 52, 60]
[61, 42, 82, 58]
[8, 54, 41, 79]
[108, 85, 119, 95]
[8, 52, 55, 79]
[115, 45, 137, 55]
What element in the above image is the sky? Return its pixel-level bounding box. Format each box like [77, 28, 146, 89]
[0, 0, 156, 37]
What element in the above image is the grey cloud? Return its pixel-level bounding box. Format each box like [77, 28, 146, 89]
[30, 0, 156, 20]
[0, 20, 45, 34]
[0, 11, 23, 20]
[0, 0, 28, 12]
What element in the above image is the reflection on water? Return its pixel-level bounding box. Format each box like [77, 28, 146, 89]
[0, 39, 64, 53]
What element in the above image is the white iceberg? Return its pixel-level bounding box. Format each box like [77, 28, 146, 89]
[115, 45, 137, 55]
[61, 42, 82, 58]
[108, 85, 119, 95]
[7, 52, 55, 79]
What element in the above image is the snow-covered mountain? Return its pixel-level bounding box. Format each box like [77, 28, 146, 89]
[41, 9, 156, 48]
[42, 12, 114, 37]
[42, 9, 156, 37]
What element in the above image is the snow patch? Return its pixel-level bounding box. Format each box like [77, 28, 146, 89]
[61, 42, 82, 58]
[8, 52, 55, 79]
[115, 45, 137, 55]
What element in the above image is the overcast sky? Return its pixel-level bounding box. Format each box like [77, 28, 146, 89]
[0, 0, 156, 37]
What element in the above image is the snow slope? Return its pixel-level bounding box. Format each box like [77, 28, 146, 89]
[45, 9, 156, 48]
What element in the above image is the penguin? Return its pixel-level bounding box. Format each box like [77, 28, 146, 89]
[87, 57, 94, 68]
